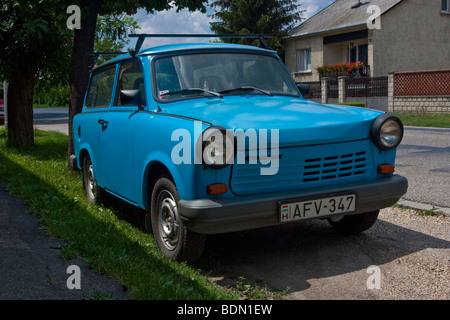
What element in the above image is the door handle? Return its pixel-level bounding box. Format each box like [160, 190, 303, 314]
[98, 119, 108, 125]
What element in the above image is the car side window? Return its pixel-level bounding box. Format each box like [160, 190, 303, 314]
[115, 60, 146, 107]
[84, 65, 116, 109]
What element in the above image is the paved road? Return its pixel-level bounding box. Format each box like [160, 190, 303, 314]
[395, 127, 450, 208]
[33, 108, 69, 135]
[0, 181, 128, 299]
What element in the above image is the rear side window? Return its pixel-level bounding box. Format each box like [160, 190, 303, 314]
[85, 65, 116, 109]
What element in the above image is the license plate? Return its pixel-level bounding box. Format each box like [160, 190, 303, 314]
[279, 193, 356, 223]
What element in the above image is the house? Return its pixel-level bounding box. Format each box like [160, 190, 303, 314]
[285, 0, 450, 82]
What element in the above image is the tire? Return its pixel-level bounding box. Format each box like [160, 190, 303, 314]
[150, 176, 205, 262]
[328, 210, 379, 234]
[82, 154, 108, 204]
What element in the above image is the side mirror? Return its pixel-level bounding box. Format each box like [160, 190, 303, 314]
[297, 84, 310, 97]
[120, 89, 144, 110]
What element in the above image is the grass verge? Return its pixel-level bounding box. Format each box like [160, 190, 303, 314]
[0, 129, 238, 300]
[392, 113, 450, 128]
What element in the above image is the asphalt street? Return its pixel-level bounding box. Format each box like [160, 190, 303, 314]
[0, 181, 128, 299]
[395, 126, 450, 208]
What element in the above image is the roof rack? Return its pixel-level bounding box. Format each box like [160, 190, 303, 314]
[85, 34, 273, 67]
[128, 33, 273, 56]
[86, 52, 127, 68]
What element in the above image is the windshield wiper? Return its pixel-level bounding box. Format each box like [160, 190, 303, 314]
[161, 88, 223, 98]
[219, 86, 273, 96]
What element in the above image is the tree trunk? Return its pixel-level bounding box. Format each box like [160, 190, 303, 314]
[7, 59, 36, 147]
[67, 0, 101, 168]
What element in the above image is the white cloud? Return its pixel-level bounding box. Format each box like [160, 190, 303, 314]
[129, 1, 336, 49]
[130, 5, 215, 48]
[300, 0, 336, 20]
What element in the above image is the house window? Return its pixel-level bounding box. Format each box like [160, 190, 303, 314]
[442, 0, 450, 13]
[297, 49, 311, 73]
[348, 44, 368, 66]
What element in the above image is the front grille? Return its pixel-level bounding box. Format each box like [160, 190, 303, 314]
[230, 140, 373, 196]
[302, 151, 368, 182]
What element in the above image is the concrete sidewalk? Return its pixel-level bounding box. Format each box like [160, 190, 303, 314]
[0, 180, 128, 300]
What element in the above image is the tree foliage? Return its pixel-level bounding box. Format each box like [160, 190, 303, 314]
[0, 0, 72, 145]
[210, 0, 304, 59]
[0, 0, 208, 147]
[67, 0, 209, 163]
[94, 14, 140, 65]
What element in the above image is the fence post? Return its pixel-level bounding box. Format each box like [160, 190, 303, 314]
[388, 73, 394, 113]
[321, 77, 329, 104]
[338, 76, 346, 104]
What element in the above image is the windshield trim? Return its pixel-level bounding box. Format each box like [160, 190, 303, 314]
[150, 49, 299, 104]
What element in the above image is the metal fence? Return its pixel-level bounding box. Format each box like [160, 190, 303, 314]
[298, 81, 321, 99]
[327, 79, 339, 99]
[297, 76, 388, 100]
[345, 76, 388, 97]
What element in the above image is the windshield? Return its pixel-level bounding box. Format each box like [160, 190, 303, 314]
[153, 52, 298, 102]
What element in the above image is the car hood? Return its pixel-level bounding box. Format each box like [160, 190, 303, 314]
[159, 96, 383, 147]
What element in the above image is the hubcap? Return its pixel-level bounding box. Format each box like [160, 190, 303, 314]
[87, 164, 96, 199]
[157, 190, 179, 251]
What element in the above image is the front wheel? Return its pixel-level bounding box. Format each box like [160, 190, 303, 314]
[150, 176, 205, 262]
[328, 210, 379, 234]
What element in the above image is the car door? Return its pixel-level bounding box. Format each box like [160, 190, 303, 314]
[97, 59, 146, 203]
[78, 64, 117, 187]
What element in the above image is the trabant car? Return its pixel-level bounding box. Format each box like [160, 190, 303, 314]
[72, 42, 408, 262]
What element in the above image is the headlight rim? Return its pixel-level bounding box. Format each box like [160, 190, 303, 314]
[199, 126, 236, 169]
[371, 113, 404, 151]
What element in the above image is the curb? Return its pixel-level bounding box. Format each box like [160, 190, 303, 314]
[398, 198, 450, 216]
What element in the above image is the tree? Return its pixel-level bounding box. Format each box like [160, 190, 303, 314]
[0, 0, 72, 146]
[67, 0, 208, 166]
[210, 0, 304, 59]
[94, 14, 140, 65]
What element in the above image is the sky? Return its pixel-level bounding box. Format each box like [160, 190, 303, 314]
[129, 0, 336, 48]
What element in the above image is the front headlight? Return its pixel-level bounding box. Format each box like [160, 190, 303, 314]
[371, 114, 404, 150]
[201, 127, 235, 168]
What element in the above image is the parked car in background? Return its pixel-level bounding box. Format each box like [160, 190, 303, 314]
[72, 40, 408, 262]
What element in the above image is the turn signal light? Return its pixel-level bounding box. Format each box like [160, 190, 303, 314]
[207, 183, 228, 195]
[377, 164, 395, 174]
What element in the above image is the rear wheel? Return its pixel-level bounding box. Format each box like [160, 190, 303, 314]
[328, 211, 379, 234]
[82, 154, 108, 204]
[150, 176, 205, 262]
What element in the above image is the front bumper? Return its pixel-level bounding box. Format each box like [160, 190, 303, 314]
[178, 175, 408, 234]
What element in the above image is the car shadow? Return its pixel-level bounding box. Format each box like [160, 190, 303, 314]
[194, 216, 449, 295]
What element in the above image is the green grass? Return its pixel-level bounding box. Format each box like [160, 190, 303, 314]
[0, 129, 238, 300]
[392, 113, 450, 128]
[335, 102, 366, 108]
[33, 104, 68, 108]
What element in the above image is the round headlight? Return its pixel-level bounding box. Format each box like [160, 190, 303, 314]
[371, 114, 404, 151]
[201, 127, 235, 168]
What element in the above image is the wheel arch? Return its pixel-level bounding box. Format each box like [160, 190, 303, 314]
[142, 160, 174, 210]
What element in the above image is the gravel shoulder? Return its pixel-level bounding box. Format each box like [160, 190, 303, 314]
[200, 206, 449, 300]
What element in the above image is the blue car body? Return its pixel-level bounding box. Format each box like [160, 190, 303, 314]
[72, 42, 407, 261]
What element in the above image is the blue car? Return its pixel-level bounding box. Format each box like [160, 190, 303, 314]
[72, 42, 408, 262]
